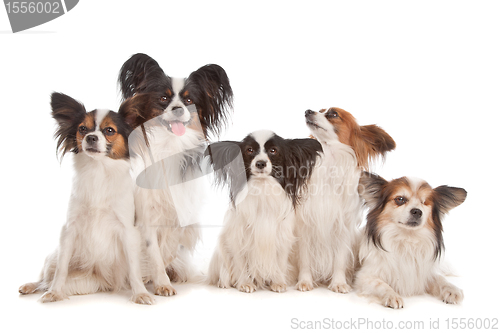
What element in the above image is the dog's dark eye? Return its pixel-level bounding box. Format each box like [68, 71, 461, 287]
[394, 196, 407, 206]
[184, 98, 193, 105]
[103, 127, 116, 136]
[78, 126, 87, 134]
[326, 111, 339, 119]
[160, 96, 168, 102]
[268, 147, 277, 155]
[246, 147, 254, 154]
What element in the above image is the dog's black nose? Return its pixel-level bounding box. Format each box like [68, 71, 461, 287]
[256, 160, 267, 169]
[86, 135, 98, 144]
[305, 109, 315, 116]
[172, 107, 184, 116]
[410, 208, 422, 218]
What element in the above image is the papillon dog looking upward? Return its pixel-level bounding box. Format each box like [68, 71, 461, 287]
[207, 130, 322, 293]
[295, 108, 395, 293]
[19, 93, 153, 304]
[118, 53, 233, 296]
[356, 172, 467, 309]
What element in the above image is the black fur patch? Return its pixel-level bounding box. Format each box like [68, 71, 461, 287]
[51, 92, 87, 158]
[183, 64, 233, 137]
[118, 53, 170, 99]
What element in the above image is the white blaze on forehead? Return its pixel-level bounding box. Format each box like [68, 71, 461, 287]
[167, 77, 187, 111]
[407, 177, 428, 193]
[172, 77, 185, 95]
[95, 109, 111, 128]
[82, 109, 110, 157]
[250, 130, 275, 150]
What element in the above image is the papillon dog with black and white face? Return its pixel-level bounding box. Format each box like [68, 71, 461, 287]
[356, 172, 467, 309]
[19, 93, 154, 304]
[117, 53, 233, 297]
[207, 130, 322, 293]
[295, 107, 395, 293]
[119, 53, 233, 137]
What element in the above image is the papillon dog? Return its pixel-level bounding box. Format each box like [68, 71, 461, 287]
[356, 172, 466, 309]
[207, 130, 322, 292]
[117, 53, 233, 296]
[295, 108, 396, 293]
[19, 93, 153, 304]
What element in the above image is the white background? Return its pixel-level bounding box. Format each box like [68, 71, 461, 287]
[1, 1, 499, 332]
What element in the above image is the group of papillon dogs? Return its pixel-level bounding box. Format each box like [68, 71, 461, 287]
[19, 54, 467, 309]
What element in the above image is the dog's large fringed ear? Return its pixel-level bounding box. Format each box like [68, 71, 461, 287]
[360, 125, 396, 154]
[432, 186, 467, 217]
[205, 141, 246, 204]
[430, 185, 467, 259]
[354, 125, 396, 170]
[51, 92, 87, 157]
[358, 171, 388, 209]
[186, 64, 233, 137]
[118, 93, 159, 129]
[118, 53, 166, 100]
[359, 171, 390, 251]
[283, 138, 323, 207]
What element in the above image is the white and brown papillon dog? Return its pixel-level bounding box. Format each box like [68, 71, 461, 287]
[19, 93, 154, 304]
[356, 172, 467, 309]
[117, 53, 233, 296]
[295, 108, 396, 293]
[207, 130, 322, 292]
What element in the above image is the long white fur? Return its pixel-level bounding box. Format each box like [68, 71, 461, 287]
[19, 113, 153, 304]
[129, 114, 204, 296]
[208, 131, 295, 293]
[295, 114, 362, 293]
[209, 178, 295, 292]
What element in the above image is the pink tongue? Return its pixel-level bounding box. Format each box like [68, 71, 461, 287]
[170, 121, 186, 136]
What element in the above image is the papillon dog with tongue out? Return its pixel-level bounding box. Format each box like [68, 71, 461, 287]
[206, 130, 322, 293]
[295, 107, 395, 293]
[356, 172, 467, 309]
[19, 93, 154, 304]
[117, 53, 233, 296]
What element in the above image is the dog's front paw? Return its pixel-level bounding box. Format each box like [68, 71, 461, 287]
[155, 285, 177, 297]
[216, 280, 230, 289]
[238, 283, 256, 293]
[328, 282, 352, 294]
[441, 286, 464, 304]
[40, 290, 66, 303]
[270, 283, 287, 293]
[19, 283, 38, 295]
[297, 280, 314, 292]
[382, 293, 404, 309]
[131, 293, 154, 305]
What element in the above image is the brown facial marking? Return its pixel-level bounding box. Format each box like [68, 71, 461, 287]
[165, 89, 173, 97]
[385, 177, 411, 207]
[327, 107, 355, 146]
[417, 183, 433, 204]
[417, 182, 435, 231]
[76, 112, 96, 152]
[100, 115, 128, 159]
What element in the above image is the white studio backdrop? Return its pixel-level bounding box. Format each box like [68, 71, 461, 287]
[1, 1, 499, 332]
